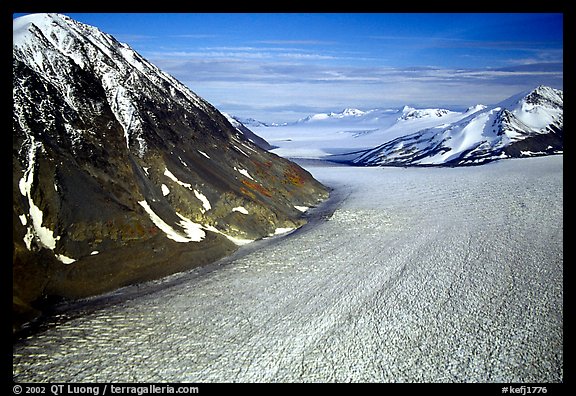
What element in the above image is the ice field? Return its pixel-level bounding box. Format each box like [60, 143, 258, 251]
[13, 156, 563, 382]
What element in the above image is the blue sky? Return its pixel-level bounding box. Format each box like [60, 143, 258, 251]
[14, 13, 563, 122]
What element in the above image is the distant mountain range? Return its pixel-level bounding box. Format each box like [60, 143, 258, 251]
[246, 85, 563, 166]
[351, 85, 563, 166]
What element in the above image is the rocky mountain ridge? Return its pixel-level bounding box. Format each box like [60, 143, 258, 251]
[13, 13, 329, 332]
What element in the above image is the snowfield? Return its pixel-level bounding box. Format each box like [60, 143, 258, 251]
[13, 156, 563, 383]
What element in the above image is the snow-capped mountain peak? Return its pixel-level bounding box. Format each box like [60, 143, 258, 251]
[14, 13, 213, 157]
[337, 108, 366, 117]
[496, 85, 563, 110]
[398, 106, 454, 121]
[295, 108, 368, 123]
[499, 85, 563, 132]
[465, 104, 488, 114]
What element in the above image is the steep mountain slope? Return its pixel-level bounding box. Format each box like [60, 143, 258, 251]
[222, 113, 276, 150]
[351, 86, 563, 166]
[13, 13, 328, 331]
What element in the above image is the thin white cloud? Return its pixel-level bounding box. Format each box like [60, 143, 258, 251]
[174, 34, 219, 38]
[504, 49, 563, 65]
[147, 50, 562, 123]
[369, 35, 562, 51]
[146, 49, 337, 61]
[114, 33, 158, 42]
[255, 39, 337, 45]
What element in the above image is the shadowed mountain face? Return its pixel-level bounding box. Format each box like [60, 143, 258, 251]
[13, 13, 329, 332]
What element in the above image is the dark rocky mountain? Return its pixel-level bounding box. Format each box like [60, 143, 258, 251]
[13, 13, 329, 332]
[351, 85, 563, 166]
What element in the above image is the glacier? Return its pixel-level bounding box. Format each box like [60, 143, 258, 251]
[13, 156, 563, 382]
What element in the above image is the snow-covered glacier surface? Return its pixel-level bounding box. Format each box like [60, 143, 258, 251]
[13, 156, 563, 382]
